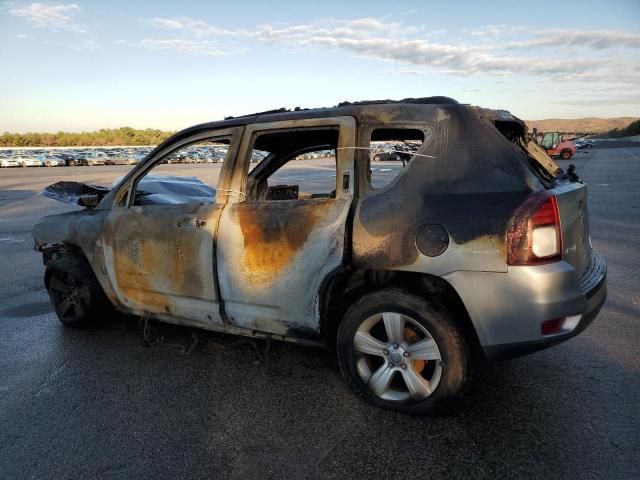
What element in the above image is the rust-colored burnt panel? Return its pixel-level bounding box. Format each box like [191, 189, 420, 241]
[232, 199, 332, 280]
[104, 203, 220, 313]
[111, 241, 172, 313]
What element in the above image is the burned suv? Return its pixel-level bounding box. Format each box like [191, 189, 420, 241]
[33, 97, 606, 414]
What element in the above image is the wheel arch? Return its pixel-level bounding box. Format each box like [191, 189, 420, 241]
[42, 243, 88, 288]
[319, 268, 484, 362]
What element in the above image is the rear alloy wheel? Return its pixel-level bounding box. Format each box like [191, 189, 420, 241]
[337, 289, 471, 414]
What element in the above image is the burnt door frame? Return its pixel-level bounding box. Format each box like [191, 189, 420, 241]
[216, 117, 356, 338]
[101, 127, 243, 326]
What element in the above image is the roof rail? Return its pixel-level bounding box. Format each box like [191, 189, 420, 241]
[224, 96, 459, 120]
[337, 96, 458, 107]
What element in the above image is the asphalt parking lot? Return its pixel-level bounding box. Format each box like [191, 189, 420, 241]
[0, 148, 638, 479]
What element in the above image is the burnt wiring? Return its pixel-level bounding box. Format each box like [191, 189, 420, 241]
[138, 313, 199, 355]
[137, 316, 292, 376]
[336, 146, 437, 159]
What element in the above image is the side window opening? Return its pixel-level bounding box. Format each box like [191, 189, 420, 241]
[369, 128, 427, 189]
[247, 128, 339, 201]
[129, 138, 231, 206]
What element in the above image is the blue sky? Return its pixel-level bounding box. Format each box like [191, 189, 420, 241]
[1, 0, 639, 132]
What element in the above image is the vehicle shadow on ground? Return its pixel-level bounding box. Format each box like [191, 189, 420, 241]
[6, 305, 630, 479]
[0, 189, 37, 207]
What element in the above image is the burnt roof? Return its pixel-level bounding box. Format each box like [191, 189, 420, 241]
[167, 96, 470, 148]
[224, 96, 459, 121]
[336, 96, 459, 107]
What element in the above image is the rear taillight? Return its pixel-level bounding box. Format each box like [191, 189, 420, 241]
[507, 192, 562, 265]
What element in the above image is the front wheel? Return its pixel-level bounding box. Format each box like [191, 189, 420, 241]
[337, 289, 471, 414]
[45, 255, 112, 327]
[561, 149, 572, 160]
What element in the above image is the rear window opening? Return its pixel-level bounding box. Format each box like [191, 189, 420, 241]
[247, 128, 340, 200]
[493, 119, 561, 182]
[368, 128, 427, 189]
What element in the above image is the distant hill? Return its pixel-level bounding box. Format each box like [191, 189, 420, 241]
[524, 117, 638, 134]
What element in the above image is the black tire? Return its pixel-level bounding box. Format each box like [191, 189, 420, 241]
[337, 288, 471, 414]
[561, 149, 572, 160]
[45, 255, 112, 328]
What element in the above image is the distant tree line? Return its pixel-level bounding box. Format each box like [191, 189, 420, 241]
[0, 127, 174, 147]
[603, 119, 640, 138]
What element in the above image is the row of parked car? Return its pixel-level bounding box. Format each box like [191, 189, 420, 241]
[0, 147, 155, 168]
[573, 139, 594, 149]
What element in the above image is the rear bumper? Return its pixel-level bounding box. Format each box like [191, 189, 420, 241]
[482, 271, 606, 361]
[443, 250, 607, 361]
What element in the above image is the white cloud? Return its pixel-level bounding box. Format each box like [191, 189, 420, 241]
[150, 17, 184, 31]
[138, 38, 236, 57]
[149, 16, 237, 37]
[345, 17, 388, 31]
[139, 16, 638, 85]
[380, 69, 431, 76]
[508, 29, 640, 50]
[8, 2, 86, 32]
[467, 24, 528, 39]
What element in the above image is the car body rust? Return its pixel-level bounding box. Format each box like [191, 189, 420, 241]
[234, 199, 331, 281]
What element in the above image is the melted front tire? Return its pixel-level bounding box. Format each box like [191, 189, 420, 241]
[337, 288, 471, 415]
[45, 255, 112, 328]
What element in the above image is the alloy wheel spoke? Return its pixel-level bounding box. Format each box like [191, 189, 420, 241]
[49, 276, 71, 297]
[406, 338, 440, 361]
[368, 364, 395, 397]
[382, 312, 405, 345]
[58, 296, 75, 317]
[401, 366, 432, 400]
[354, 331, 387, 357]
[74, 285, 89, 301]
[74, 300, 86, 319]
[74, 289, 89, 318]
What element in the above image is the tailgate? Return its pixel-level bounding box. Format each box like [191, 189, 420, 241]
[553, 180, 590, 277]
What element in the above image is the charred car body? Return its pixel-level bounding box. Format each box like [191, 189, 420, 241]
[33, 97, 607, 414]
